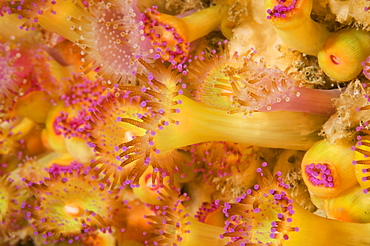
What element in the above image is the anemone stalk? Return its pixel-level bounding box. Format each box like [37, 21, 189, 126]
[153, 95, 327, 151]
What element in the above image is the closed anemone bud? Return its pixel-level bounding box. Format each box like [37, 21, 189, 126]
[301, 140, 357, 198]
[311, 185, 370, 223]
[318, 28, 370, 82]
[264, 0, 330, 55]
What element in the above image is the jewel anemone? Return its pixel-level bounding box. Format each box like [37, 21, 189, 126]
[187, 142, 260, 200]
[186, 44, 340, 116]
[264, 0, 330, 56]
[138, 62, 328, 151]
[86, 87, 185, 186]
[144, 188, 227, 245]
[142, 4, 228, 64]
[223, 164, 370, 246]
[14, 0, 154, 85]
[25, 169, 123, 243]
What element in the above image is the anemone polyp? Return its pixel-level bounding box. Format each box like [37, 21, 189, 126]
[318, 28, 370, 82]
[187, 46, 299, 115]
[87, 59, 186, 186]
[75, 0, 154, 84]
[33, 0, 153, 84]
[142, 5, 228, 64]
[145, 188, 226, 245]
[223, 165, 298, 245]
[264, 0, 330, 55]
[223, 163, 370, 245]
[142, 6, 189, 64]
[87, 90, 155, 187]
[53, 76, 109, 140]
[188, 141, 259, 200]
[25, 170, 122, 242]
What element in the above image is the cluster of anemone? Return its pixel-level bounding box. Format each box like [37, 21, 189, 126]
[2, 0, 370, 245]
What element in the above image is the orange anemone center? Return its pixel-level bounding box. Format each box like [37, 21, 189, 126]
[64, 203, 83, 217]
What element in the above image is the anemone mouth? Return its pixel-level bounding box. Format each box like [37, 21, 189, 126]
[67, 0, 152, 84]
[25, 170, 122, 241]
[142, 6, 189, 64]
[223, 167, 298, 245]
[330, 55, 341, 65]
